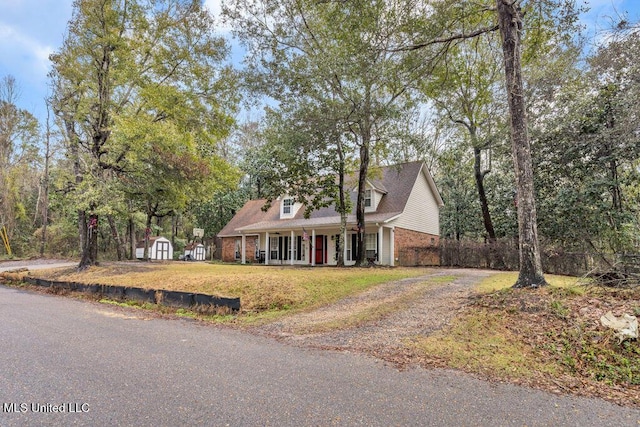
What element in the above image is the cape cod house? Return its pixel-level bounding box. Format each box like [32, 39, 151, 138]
[217, 161, 443, 266]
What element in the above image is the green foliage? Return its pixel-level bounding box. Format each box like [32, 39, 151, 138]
[532, 31, 640, 254]
[437, 145, 482, 239]
[0, 75, 43, 256]
[190, 187, 250, 238]
[49, 0, 239, 263]
[258, 101, 357, 217]
[226, 0, 434, 265]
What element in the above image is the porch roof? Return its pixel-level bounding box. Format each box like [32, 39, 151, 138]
[233, 211, 401, 234]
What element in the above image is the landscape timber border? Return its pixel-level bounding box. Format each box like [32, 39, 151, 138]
[21, 277, 241, 312]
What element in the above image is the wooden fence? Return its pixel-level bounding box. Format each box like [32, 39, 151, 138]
[439, 239, 623, 277]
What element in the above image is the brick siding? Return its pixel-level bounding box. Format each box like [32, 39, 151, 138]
[394, 227, 440, 266]
[221, 236, 258, 263]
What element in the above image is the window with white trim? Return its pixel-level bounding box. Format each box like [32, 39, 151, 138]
[234, 239, 241, 260]
[282, 198, 293, 215]
[270, 236, 279, 260]
[364, 189, 372, 208]
[365, 233, 377, 260]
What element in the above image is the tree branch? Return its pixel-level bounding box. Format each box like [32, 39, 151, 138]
[394, 25, 500, 52]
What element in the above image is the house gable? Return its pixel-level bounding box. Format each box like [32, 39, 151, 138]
[389, 163, 443, 235]
[350, 177, 388, 214]
[217, 161, 443, 266]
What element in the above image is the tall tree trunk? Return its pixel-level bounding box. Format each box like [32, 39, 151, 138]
[473, 146, 496, 240]
[67, 121, 86, 258]
[40, 105, 52, 257]
[171, 214, 178, 246]
[79, 213, 99, 270]
[355, 93, 372, 267]
[336, 135, 347, 267]
[355, 135, 370, 267]
[107, 215, 126, 261]
[128, 215, 136, 260]
[64, 118, 96, 270]
[497, 0, 547, 287]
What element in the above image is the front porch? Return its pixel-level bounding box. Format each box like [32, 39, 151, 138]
[229, 225, 397, 266]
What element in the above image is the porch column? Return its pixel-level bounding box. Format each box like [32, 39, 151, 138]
[377, 225, 383, 264]
[290, 230, 295, 265]
[389, 227, 395, 267]
[241, 234, 246, 264]
[311, 229, 316, 266]
[265, 231, 270, 265]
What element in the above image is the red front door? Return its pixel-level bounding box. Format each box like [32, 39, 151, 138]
[315, 235, 324, 265]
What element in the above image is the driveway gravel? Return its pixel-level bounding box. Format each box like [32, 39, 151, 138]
[252, 268, 495, 363]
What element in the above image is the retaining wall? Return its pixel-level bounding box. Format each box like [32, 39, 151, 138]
[22, 277, 240, 312]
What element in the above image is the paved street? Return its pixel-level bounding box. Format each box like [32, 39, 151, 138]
[0, 260, 77, 272]
[0, 285, 639, 426]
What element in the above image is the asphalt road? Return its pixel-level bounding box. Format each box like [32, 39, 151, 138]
[0, 260, 77, 272]
[0, 286, 639, 427]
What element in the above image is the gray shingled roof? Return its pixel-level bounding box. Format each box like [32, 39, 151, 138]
[217, 161, 439, 237]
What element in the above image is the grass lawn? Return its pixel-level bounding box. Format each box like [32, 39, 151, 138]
[29, 262, 432, 323]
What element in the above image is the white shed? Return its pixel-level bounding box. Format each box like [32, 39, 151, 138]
[184, 242, 206, 261]
[136, 236, 173, 260]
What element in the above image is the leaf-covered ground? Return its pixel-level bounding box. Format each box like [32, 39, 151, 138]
[411, 283, 640, 408]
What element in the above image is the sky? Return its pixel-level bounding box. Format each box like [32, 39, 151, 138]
[0, 0, 638, 125]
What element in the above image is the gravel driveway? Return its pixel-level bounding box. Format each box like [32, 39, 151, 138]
[252, 268, 495, 366]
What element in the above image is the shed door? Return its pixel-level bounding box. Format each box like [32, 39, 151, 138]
[195, 246, 205, 260]
[157, 241, 170, 260]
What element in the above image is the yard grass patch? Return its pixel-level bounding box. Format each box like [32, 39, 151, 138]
[411, 309, 557, 379]
[32, 262, 431, 323]
[476, 271, 586, 294]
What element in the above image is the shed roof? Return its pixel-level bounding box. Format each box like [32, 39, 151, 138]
[185, 242, 204, 250]
[135, 236, 170, 249]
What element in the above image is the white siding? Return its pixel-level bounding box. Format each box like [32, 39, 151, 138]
[365, 187, 384, 213]
[391, 168, 440, 235]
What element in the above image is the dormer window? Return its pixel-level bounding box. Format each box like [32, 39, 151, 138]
[283, 198, 293, 214]
[279, 196, 301, 219]
[364, 189, 372, 208]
